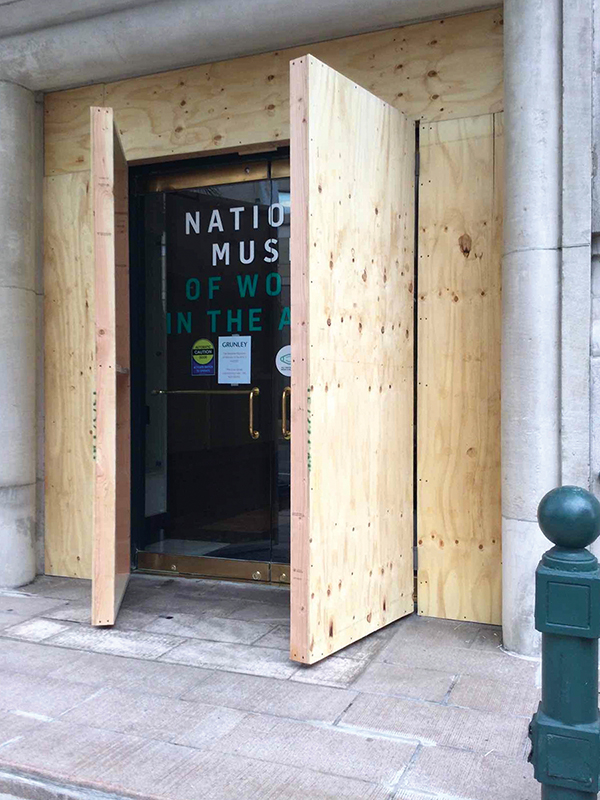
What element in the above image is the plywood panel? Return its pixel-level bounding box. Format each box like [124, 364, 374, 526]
[290, 56, 415, 664]
[45, 9, 503, 174]
[44, 84, 105, 176]
[91, 107, 131, 625]
[44, 171, 94, 577]
[417, 113, 502, 624]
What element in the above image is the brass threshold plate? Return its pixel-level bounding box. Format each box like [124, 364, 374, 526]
[136, 551, 290, 585]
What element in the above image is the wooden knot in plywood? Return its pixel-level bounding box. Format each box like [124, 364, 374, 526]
[458, 233, 472, 258]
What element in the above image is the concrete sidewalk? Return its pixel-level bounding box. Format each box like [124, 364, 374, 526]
[0, 574, 539, 800]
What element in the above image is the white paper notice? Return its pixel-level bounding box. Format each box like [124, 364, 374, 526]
[218, 336, 251, 384]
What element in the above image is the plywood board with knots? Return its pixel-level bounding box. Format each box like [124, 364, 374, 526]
[417, 113, 502, 624]
[290, 55, 415, 664]
[44, 9, 503, 175]
[44, 171, 94, 577]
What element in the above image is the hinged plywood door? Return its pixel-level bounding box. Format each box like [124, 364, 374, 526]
[91, 107, 131, 626]
[289, 56, 415, 664]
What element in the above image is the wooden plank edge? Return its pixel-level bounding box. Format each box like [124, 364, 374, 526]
[289, 56, 312, 663]
[91, 106, 118, 627]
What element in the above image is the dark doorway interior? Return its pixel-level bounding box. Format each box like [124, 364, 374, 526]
[129, 150, 291, 582]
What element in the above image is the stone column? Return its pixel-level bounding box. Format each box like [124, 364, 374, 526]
[591, 0, 600, 519]
[561, 0, 593, 491]
[0, 81, 37, 587]
[502, 0, 562, 655]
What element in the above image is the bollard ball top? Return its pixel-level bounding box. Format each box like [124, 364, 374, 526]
[538, 486, 600, 548]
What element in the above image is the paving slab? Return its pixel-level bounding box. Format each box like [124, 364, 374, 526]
[120, 578, 178, 600]
[153, 748, 391, 800]
[0, 640, 88, 678]
[291, 655, 368, 688]
[2, 619, 70, 643]
[41, 601, 93, 625]
[22, 581, 91, 603]
[378, 638, 539, 682]
[29, 578, 92, 603]
[401, 743, 538, 800]
[119, 586, 198, 611]
[471, 625, 503, 651]
[332, 625, 397, 661]
[252, 624, 290, 649]
[448, 673, 540, 717]
[127, 575, 213, 600]
[43, 601, 161, 632]
[353, 661, 456, 703]
[210, 713, 418, 784]
[227, 601, 290, 623]
[0, 721, 389, 800]
[61, 686, 245, 746]
[0, 711, 48, 747]
[384, 615, 481, 649]
[0, 596, 67, 618]
[122, 591, 247, 618]
[340, 692, 530, 759]
[0, 614, 34, 632]
[44, 626, 185, 660]
[201, 580, 291, 606]
[143, 612, 273, 644]
[47, 651, 213, 698]
[269, 625, 395, 662]
[0, 577, 543, 800]
[393, 789, 443, 800]
[183, 671, 356, 722]
[0, 670, 100, 718]
[174, 706, 249, 749]
[0, 720, 199, 797]
[161, 638, 298, 678]
[14, 576, 68, 596]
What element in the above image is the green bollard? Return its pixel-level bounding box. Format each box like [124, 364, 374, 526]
[529, 486, 600, 798]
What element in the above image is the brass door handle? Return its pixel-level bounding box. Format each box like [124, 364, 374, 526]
[281, 386, 291, 440]
[152, 387, 260, 441]
[249, 387, 260, 439]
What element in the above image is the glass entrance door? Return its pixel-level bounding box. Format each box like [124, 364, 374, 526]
[134, 157, 291, 582]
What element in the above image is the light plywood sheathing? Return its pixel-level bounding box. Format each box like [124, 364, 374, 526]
[417, 113, 503, 624]
[43, 9, 503, 582]
[44, 172, 94, 577]
[290, 55, 415, 663]
[45, 9, 503, 175]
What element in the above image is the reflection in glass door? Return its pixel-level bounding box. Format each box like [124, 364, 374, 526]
[134, 157, 291, 582]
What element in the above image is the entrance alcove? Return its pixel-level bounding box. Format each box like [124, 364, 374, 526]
[43, 9, 503, 663]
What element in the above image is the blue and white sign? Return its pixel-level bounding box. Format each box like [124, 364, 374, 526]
[275, 344, 291, 377]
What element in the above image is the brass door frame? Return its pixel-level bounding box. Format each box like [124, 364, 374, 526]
[136, 552, 290, 584]
[137, 154, 291, 586]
